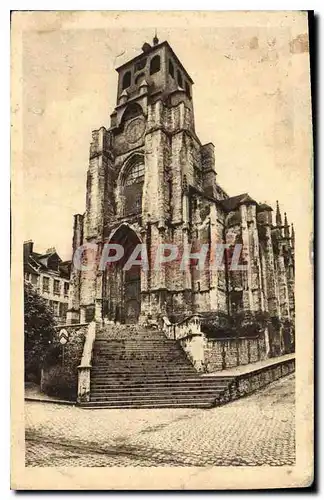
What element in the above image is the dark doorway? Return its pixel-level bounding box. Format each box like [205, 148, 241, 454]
[124, 266, 141, 324]
[105, 225, 141, 324]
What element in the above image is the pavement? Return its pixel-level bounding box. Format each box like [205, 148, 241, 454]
[25, 382, 75, 405]
[25, 374, 295, 467]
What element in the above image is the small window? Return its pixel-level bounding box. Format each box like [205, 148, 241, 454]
[122, 71, 131, 90]
[150, 55, 160, 75]
[64, 282, 69, 297]
[60, 302, 68, 319]
[177, 70, 183, 88]
[52, 300, 60, 316]
[54, 279, 60, 295]
[185, 81, 191, 98]
[31, 274, 38, 285]
[169, 60, 174, 78]
[42, 277, 50, 293]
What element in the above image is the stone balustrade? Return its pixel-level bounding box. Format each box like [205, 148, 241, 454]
[162, 314, 206, 372]
[77, 321, 96, 403]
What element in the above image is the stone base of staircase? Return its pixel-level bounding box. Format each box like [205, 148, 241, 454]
[202, 353, 295, 406]
[79, 325, 295, 409]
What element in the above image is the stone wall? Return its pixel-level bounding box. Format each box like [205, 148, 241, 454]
[204, 336, 267, 373]
[214, 356, 295, 405]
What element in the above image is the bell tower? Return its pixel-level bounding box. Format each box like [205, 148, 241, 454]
[110, 38, 195, 132]
[68, 38, 217, 325]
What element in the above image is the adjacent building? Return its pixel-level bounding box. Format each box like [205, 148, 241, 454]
[23, 240, 71, 324]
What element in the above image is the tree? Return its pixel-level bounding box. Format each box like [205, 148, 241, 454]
[24, 281, 56, 382]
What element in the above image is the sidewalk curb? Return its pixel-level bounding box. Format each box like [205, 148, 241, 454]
[25, 396, 76, 406]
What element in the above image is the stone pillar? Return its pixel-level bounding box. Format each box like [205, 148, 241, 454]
[276, 242, 290, 320]
[67, 214, 83, 324]
[240, 204, 253, 310]
[80, 127, 113, 320]
[209, 204, 219, 310]
[201, 143, 217, 198]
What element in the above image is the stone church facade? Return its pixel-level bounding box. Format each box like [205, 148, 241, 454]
[66, 38, 295, 352]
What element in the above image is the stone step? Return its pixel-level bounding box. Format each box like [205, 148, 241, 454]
[92, 360, 192, 366]
[93, 354, 186, 359]
[89, 393, 218, 403]
[81, 400, 214, 409]
[89, 326, 228, 408]
[93, 350, 185, 355]
[94, 341, 174, 346]
[92, 363, 196, 375]
[90, 379, 230, 389]
[93, 345, 183, 353]
[91, 362, 195, 368]
[90, 387, 224, 397]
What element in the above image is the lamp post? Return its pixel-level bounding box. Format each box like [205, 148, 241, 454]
[59, 328, 68, 367]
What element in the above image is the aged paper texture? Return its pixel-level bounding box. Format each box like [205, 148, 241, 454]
[11, 10, 313, 490]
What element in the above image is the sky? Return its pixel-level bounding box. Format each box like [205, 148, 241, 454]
[20, 11, 312, 261]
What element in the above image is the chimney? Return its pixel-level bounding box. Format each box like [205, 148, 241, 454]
[23, 240, 34, 260]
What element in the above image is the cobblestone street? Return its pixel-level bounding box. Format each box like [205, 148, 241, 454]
[25, 374, 295, 467]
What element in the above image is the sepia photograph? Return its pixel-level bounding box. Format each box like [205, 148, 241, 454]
[11, 10, 313, 490]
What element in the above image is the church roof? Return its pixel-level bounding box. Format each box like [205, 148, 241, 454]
[220, 193, 257, 212]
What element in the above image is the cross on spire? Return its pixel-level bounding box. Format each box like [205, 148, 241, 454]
[153, 29, 159, 46]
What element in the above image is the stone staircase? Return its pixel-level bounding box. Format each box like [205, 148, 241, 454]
[81, 325, 234, 409]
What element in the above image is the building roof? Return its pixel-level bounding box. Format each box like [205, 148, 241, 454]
[23, 241, 71, 280]
[220, 193, 257, 212]
[115, 40, 194, 84]
[257, 203, 273, 212]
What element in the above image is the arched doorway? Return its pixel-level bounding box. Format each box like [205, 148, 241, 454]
[104, 225, 142, 324]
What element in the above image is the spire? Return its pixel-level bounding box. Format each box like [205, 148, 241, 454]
[153, 29, 159, 46]
[276, 200, 282, 227]
[284, 212, 290, 238]
[291, 223, 295, 248]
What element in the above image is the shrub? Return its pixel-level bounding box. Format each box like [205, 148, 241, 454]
[41, 364, 77, 401]
[41, 326, 86, 401]
[201, 310, 271, 339]
[24, 281, 56, 382]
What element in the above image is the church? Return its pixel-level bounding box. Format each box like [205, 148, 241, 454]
[66, 37, 295, 359]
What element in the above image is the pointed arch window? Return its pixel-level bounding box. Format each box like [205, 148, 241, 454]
[124, 162, 145, 186]
[169, 60, 174, 78]
[150, 55, 161, 75]
[122, 156, 145, 216]
[122, 71, 131, 90]
[177, 70, 183, 88]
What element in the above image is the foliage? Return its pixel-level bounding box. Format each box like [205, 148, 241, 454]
[200, 311, 233, 338]
[42, 326, 86, 401]
[201, 310, 272, 339]
[24, 281, 56, 381]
